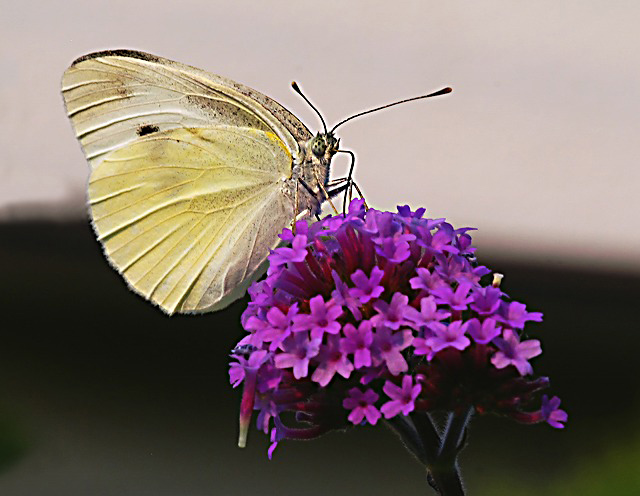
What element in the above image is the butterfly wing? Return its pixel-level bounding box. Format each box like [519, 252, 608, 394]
[62, 49, 312, 167]
[62, 50, 312, 314]
[90, 126, 294, 314]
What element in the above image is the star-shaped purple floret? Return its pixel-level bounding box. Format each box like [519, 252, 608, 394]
[350, 266, 385, 303]
[409, 267, 446, 291]
[369, 211, 400, 240]
[496, 301, 543, 329]
[470, 286, 503, 315]
[541, 394, 568, 429]
[491, 329, 542, 375]
[270, 234, 308, 267]
[412, 336, 435, 360]
[397, 204, 426, 219]
[426, 321, 471, 352]
[341, 320, 374, 369]
[372, 326, 413, 375]
[455, 228, 476, 255]
[403, 296, 451, 330]
[466, 317, 501, 344]
[256, 303, 299, 351]
[241, 279, 275, 327]
[375, 237, 411, 263]
[274, 332, 321, 379]
[278, 221, 309, 242]
[381, 375, 422, 418]
[331, 270, 363, 320]
[292, 295, 343, 340]
[343, 387, 381, 425]
[419, 223, 459, 255]
[372, 292, 410, 330]
[431, 282, 474, 311]
[434, 254, 468, 283]
[311, 335, 354, 386]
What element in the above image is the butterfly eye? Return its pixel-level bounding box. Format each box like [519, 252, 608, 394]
[311, 136, 327, 157]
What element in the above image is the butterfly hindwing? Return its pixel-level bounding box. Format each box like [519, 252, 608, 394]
[90, 126, 294, 314]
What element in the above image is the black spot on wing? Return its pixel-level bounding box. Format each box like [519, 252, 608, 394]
[72, 50, 163, 66]
[137, 124, 160, 137]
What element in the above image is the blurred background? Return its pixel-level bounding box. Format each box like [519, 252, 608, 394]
[1, 1, 639, 494]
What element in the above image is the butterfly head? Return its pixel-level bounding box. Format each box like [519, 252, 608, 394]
[310, 132, 340, 164]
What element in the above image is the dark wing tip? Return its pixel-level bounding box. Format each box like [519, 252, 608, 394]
[71, 49, 162, 66]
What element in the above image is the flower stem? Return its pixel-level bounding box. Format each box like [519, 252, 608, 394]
[438, 407, 473, 461]
[384, 416, 428, 465]
[427, 407, 473, 495]
[387, 409, 471, 495]
[427, 466, 465, 496]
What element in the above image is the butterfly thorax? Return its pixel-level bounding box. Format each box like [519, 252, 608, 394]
[293, 132, 339, 215]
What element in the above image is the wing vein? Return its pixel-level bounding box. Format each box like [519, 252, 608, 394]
[190, 189, 279, 310]
[142, 213, 210, 293]
[98, 58, 195, 92]
[119, 222, 184, 272]
[170, 185, 277, 309]
[90, 184, 142, 204]
[62, 79, 118, 92]
[92, 173, 204, 225]
[64, 83, 153, 103]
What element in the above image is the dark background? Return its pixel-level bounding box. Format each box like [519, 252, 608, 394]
[0, 220, 638, 495]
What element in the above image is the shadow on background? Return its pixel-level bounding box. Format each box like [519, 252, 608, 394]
[0, 221, 638, 495]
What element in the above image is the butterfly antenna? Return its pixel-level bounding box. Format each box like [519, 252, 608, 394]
[331, 87, 452, 133]
[291, 81, 328, 134]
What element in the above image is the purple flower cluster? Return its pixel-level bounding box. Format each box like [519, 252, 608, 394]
[230, 200, 567, 455]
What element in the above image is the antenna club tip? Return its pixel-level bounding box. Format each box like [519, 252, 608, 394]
[291, 81, 300, 89]
[443, 87, 453, 93]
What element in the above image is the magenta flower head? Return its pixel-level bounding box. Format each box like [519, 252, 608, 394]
[229, 200, 566, 493]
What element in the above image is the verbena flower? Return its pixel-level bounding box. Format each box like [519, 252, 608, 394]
[229, 199, 567, 456]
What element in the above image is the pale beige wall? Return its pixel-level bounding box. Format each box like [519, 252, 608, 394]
[1, 0, 638, 271]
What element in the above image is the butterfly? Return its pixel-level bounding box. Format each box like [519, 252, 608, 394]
[62, 49, 450, 315]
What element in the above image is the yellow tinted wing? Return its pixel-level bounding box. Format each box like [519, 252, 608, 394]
[90, 126, 294, 314]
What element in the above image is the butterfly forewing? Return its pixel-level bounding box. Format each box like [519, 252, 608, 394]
[62, 50, 311, 168]
[63, 50, 313, 314]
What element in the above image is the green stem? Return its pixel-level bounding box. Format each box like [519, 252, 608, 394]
[387, 407, 473, 495]
[428, 407, 474, 495]
[428, 466, 465, 496]
[385, 416, 428, 465]
[438, 408, 473, 460]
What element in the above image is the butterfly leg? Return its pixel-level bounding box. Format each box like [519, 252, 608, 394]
[326, 178, 368, 213]
[292, 178, 300, 234]
[326, 177, 348, 188]
[297, 178, 323, 221]
[326, 179, 349, 198]
[337, 149, 357, 214]
[313, 170, 340, 215]
[349, 180, 368, 210]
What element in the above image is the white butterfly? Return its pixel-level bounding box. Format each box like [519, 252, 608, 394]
[62, 50, 347, 315]
[62, 50, 450, 315]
